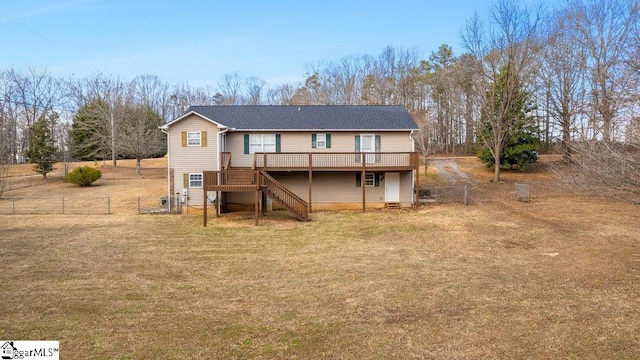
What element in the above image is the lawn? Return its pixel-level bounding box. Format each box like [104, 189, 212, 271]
[1, 159, 639, 358]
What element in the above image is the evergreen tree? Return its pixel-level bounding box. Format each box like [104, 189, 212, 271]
[477, 64, 539, 177]
[25, 116, 57, 179]
[68, 99, 110, 161]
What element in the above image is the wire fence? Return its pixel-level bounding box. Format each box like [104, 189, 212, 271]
[0, 196, 111, 215]
[418, 185, 469, 205]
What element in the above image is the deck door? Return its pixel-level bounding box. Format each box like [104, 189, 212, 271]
[385, 172, 400, 202]
[360, 134, 376, 164]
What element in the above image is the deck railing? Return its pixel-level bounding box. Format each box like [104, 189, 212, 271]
[221, 152, 232, 170]
[253, 152, 418, 170]
[203, 169, 259, 188]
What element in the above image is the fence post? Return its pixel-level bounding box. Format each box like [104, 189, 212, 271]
[137, 196, 141, 214]
[107, 196, 111, 214]
[62, 196, 65, 214]
[464, 185, 468, 205]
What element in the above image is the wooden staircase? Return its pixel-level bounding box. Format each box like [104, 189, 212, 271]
[259, 171, 309, 221]
[385, 202, 401, 209]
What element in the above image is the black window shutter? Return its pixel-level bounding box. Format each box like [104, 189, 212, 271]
[276, 134, 281, 152]
[326, 134, 331, 148]
[355, 173, 361, 187]
[244, 134, 249, 154]
[311, 133, 317, 148]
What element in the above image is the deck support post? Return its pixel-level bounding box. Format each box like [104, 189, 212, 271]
[414, 166, 420, 209]
[254, 188, 260, 226]
[261, 189, 267, 216]
[215, 191, 220, 217]
[308, 153, 313, 213]
[362, 153, 366, 212]
[203, 188, 208, 227]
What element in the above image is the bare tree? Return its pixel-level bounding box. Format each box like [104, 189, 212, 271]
[132, 74, 171, 121]
[217, 72, 243, 105]
[462, 0, 544, 182]
[538, 8, 589, 161]
[567, 0, 640, 142]
[4, 68, 63, 164]
[244, 76, 267, 105]
[116, 104, 166, 174]
[557, 141, 640, 204]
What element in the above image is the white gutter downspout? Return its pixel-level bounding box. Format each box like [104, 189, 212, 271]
[160, 128, 171, 211]
[216, 127, 230, 214]
[410, 130, 416, 206]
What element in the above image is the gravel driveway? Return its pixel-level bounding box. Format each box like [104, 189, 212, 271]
[429, 158, 473, 185]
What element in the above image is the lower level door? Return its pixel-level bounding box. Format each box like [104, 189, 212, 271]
[385, 172, 400, 202]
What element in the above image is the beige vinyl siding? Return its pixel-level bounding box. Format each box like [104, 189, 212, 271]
[226, 131, 413, 167]
[168, 114, 220, 206]
[225, 170, 413, 207]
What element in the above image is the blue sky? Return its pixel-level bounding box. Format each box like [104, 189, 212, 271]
[1, 0, 550, 88]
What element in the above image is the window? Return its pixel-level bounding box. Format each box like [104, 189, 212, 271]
[312, 133, 331, 149]
[189, 173, 203, 188]
[249, 134, 276, 153]
[316, 134, 326, 148]
[356, 172, 380, 187]
[364, 173, 375, 187]
[187, 132, 201, 146]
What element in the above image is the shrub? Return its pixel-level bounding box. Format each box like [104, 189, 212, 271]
[66, 166, 102, 186]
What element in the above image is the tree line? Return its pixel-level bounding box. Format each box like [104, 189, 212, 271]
[0, 0, 638, 199]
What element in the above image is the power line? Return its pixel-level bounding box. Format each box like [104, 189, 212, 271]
[0, 11, 55, 45]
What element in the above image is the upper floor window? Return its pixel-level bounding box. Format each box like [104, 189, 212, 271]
[182, 131, 207, 147]
[249, 134, 275, 153]
[187, 132, 201, 146]
[245, 134, 281, 154]
[312, 133, 331, 149]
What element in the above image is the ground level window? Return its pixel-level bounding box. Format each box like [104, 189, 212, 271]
[364, 173, 375, 187]
[356, 172, 380, 187]
[189, 173, 203, 188]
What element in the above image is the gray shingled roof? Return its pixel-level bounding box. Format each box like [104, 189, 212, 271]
[182, 105, 418, 131]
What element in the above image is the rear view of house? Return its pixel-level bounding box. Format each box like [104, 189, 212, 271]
[160, 105, 420, 221]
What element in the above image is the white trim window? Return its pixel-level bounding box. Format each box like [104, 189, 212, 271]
[249, 134, 276, 153]
[364, 173, 375, 187]
[316, 133, 327, 148]
[187, 132, 201, 146]
[189, 173, 203, 188]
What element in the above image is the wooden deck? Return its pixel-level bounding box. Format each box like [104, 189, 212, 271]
[251, 152, 418, 171]
[203, 152, 420, 226]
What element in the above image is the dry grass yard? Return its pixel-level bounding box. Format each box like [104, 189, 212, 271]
[1, 157, 639, 359]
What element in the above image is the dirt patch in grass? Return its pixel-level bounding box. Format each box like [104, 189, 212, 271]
[1, 156, 639, 358]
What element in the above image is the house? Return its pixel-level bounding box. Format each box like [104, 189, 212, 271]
[160, 105, 420, 224]
[1, 341, 17, 359]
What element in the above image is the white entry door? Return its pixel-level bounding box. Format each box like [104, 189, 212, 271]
[385, 172, 400, 202]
